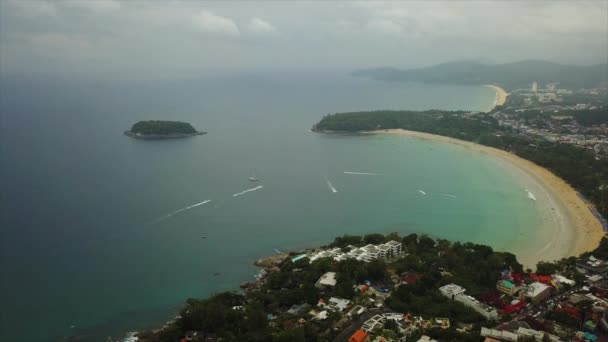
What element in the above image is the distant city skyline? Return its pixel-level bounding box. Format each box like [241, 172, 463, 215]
[1, 1, 606, 79]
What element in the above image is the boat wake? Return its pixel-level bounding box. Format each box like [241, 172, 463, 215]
[344, 171, 382, 176]
[418, 190, 426, 195]
[326, 179, 338, 193]
[440, 193, 457, 198]
[233, 185, 264, 197]
[525, 189, 537, 201]
[154, 200, 212, 222]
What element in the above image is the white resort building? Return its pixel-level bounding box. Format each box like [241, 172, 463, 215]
[307, 240, 403, 264]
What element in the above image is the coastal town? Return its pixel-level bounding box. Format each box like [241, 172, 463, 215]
[490, 82, 608, 160]
[135, 233, 608, 342]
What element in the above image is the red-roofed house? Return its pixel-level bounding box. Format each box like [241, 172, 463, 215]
[349, 329, 368, 342]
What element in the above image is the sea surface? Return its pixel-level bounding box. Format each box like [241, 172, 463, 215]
[0, 71, 542, 341]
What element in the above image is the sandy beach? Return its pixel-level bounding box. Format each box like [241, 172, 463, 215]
[374, 129, 604, 268]
[484, 84, 508, 111]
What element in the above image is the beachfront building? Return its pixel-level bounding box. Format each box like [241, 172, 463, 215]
[440, 284, 499, 320]
[315, 272, 337, 288]
[497, 280, 519, 296]
[525, 282, 552, 304]
[308, 240, 404, 264]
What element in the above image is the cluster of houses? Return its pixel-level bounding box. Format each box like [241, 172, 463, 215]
[347, 313, 452, 342]
[304, 240, 403, 264]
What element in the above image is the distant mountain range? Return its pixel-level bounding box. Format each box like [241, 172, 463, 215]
[353, 60, 608, 90]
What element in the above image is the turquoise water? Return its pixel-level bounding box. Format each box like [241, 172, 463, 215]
[0, 72, 540, 341]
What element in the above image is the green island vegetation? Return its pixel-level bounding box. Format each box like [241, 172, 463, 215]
[125, 120, 204, 138]
[136, 233, 608, 342]
[313, 110, 608, 221]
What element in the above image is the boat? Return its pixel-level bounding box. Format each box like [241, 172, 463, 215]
[248, 169, 259, 182]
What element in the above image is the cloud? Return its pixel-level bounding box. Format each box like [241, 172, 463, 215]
[247, 18, 277, 34]
[5, 0, 57, 17]
[192, 10, 240, 37]
[365, 18, 402, 36]
[61, 0, 121, 12]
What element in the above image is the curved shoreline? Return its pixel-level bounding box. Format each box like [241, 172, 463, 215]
[484, 84, 508, 112]
[371, 128, 604, 268]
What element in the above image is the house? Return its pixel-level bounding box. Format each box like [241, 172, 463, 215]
[362, 314, 385, 332]
[525, 282, 552, 304]
[416, 336, 438, 342]
[349, 329, 369, 342]
[328, 297, 350, 312]
[347, 305, 366, 318]
[315, 272, 337, 288]
[497, 280, 518, 296]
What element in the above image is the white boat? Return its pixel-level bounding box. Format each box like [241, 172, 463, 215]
[249, 169, 259, 182]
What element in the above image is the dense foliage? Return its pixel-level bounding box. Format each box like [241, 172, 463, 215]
[314, 110, 608, 220]
[130, 120, 197, 135]
[140, 233, 526, 342]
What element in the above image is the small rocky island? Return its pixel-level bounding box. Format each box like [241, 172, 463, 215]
[124, 120, 206, 139]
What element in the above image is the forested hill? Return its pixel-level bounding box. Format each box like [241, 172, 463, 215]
[313, 110, 497, 141]
[125, 120, 203, 137]
[353, 60, 608, 90]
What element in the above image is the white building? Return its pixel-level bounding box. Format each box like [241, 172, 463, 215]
[525, 282, 552, 304]
[532, 81, 538, 92]
[439, 284, 466, 298]
[307, 240, 403, 264]
[327, 297, 350, 312]
[315, 272, 337, 288]
[439, 284, 498, 320]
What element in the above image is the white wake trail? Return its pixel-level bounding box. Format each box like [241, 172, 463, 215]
[233, 185, 264, 197]
[440, 193, 457, 198]
[326, 179, 338, 193]
[344, 171, 382, 176]
[525, 189, 537, 201]
[154, 199, 212, 222]
[418, 190, 426, 195]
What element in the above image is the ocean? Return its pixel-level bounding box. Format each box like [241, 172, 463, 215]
[0, 71, 541, 341]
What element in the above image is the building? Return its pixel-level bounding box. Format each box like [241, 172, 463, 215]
[532, 81, 538, 92]
[315, 272, 337, 288]
[481, 327, 518, 342]
[328, 297, 350, 312]
[362, 314, 385, 332]
[525, 282, 552, 304]
[348, 329, 368, 342]
[538, 93, 558, 103]
[516, 327, 561, 341]
[308, 240, 403, 264]
[417, 336, 438, 342]
[439, 284, 466, 298]
[497, 280, 518, 296]
[457, 294, 499, 320]
[440, 284, 498, 320]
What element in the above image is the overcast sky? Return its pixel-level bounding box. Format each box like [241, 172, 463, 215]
[1, 0, 607, 79]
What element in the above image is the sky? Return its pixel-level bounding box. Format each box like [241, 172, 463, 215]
[1, 0, 607, 79]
